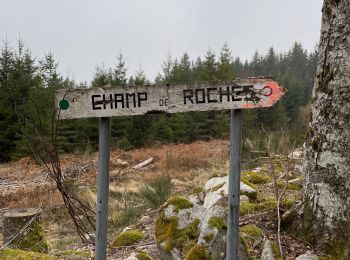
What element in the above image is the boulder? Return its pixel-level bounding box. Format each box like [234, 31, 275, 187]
[203, 176, 257, 208]
[155, 176, 254, 259]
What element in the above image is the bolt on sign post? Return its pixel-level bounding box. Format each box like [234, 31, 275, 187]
[56, 77, 285, 260]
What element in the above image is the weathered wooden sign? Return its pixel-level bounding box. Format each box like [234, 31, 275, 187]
[56, 77, 285, 119]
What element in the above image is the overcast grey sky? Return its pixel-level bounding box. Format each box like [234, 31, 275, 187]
[0, 0, 323, 84]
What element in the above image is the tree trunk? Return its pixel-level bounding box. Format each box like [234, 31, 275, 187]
[302, 0, 350, 257]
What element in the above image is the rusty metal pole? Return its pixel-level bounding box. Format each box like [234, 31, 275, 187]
[227, 109, 242, 260]
[95, 117, 111, 260]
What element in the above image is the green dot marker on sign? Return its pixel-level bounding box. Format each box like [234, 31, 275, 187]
[59, 99, 69, 110]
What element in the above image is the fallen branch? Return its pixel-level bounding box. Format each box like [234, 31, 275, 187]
[133, 158, 154, 169]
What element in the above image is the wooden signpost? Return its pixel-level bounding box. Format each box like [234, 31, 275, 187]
[56, 77, 285, 260]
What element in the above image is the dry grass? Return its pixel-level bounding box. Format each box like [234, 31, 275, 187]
[1, 140, 229, 209]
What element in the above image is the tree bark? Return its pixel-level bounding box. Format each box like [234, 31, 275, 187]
[302, 0, 350, 257]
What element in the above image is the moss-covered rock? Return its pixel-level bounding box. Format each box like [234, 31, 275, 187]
[155, 214, 200, 254]
[0, 249, 57, 260]
[210, 183, 225, 192]
[184, 244, 212, 260]
[166, 196, 193, 212]
[112, 229, 144, 247]
[240, 179, 258, 202]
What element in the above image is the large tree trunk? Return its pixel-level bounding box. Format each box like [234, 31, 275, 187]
[302, 0, 350, 258]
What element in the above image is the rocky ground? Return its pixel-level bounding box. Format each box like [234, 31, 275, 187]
[0, 140, 321, 259]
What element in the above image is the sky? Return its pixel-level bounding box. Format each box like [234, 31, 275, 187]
[0, 0, 323, 84]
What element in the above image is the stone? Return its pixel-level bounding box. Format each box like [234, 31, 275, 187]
[202, 176, 257, 208]
[260, 239, 275, 260]
[188, 194, 200, 204]
[125, 253, 138, 260]
[139, 216, 151, 226]
[156, 176, 253, 259]
[240, 195, 250, 203]
[198, 191, 205, 203]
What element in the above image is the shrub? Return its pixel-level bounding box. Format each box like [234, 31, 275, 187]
[139, 176, 172, 209]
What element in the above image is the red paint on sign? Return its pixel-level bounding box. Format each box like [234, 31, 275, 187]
[241, 80, 285, 109]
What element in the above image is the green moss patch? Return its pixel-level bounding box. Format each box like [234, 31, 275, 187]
[15, 222, 49, 253]
[281, 198, 296, 209]
[240, 202, 258, 215]
[136, 250, 152, 260]
[240, 199, 278, 216]
[0, 249, 57, 260]
[112, 229, 144, 247]
[167, 196, 193, 212]
[277, 181, 302, 191]
[192, 186, 204, 194]
[208, 216, 227, 231]
[240, 178, 256, 189]
[54, 249, 92, 258]
[271, 241, 282, 260]
[210, 183, 225, 192]
[240, 224, 264, 244]
[184, 244, 212, 260]
[242, 171, 272, 184]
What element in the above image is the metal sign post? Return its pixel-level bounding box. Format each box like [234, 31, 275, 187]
[55, 78, 285, 260]
[95, 117, 110, 260]
[227, 109, 242, 260]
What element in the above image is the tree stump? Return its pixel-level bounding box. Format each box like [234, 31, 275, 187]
[3, 208, 48, 253]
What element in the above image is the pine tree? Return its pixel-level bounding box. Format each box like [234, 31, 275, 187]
[39, 51, 63, 88]
[217, 43, 234, 80]
[111, 52, 127, 86]
[91, 65, 111, 87]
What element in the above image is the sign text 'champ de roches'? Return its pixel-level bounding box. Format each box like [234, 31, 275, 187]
[56, 78, 285, 119]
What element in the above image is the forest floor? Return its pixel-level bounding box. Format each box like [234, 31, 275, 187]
[0, 139, 316, 259]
